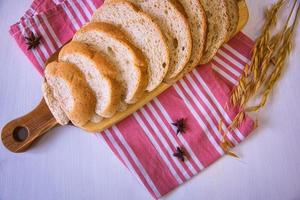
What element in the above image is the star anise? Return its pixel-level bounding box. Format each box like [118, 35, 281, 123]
[25, 32, 41, 50]
[171, 118, 186, 135]
[173, 147, 186, 162]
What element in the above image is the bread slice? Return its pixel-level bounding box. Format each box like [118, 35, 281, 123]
[199, 0, 230, 64]
[172, 0, 207, 80]
[44, 62, 96, 127]
[122, 0, 192, 80]
[92, 0, 170, 91]
[42, 82, 69, 125]
[73, 22, 148, 104]
[226, 0, 239, 40]
[58, 41, 122, 118]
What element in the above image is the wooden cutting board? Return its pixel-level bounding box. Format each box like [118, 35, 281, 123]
[1, 1, 249, 153]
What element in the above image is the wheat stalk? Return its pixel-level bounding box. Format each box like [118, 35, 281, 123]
[247, 3, 299, 113]
[227, 0, 299, 129]
[255, 0, 299, 93]
[249, 0, 285, 82]
[230, 0, 285, 110]
[218, 120, 239, 158]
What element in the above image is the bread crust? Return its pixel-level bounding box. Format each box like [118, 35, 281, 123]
[162, 0, 193, 80]
[168, 0, 188, 18]
[199, 0, 230, 64]
[124, 0, 192, 81]
[226, 0, 239, 40]
[92, 0, 170, 91]
[45, 61, 96, 127]
[167, 0, 207, 82]
[58, 41, 123, 118]
[74, 22, 148, 104]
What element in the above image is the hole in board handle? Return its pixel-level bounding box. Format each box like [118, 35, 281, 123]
[12, 127, 29, 142]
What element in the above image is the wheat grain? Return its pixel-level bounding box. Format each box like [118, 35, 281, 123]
[228, 0, 298, 129]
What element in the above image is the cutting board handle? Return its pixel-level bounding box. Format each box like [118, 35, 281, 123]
[1, 99, 58, 153]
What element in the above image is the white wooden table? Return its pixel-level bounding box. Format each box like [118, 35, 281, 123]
[1, 1, 300, 199]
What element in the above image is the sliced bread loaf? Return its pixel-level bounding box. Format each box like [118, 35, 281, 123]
[199, 0, 230, 64]
[174, 0, 207, 79]
[58, 41, 122, 118]
[123, 0, 192, 80]
[42, 81, 69, 125]
[73, 22, 148, 104]
[92, 0, 170, 91]
[44, 62, 96, 127]
[226, 0, 239, 40]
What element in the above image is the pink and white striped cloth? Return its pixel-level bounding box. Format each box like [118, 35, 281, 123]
[9, 0, 255, 198]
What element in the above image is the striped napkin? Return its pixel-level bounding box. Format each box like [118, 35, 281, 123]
[9, 0, 255, 198]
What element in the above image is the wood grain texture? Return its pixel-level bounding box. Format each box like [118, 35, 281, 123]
[1, 0, 249, 152]
[1, 99, 58, 152]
